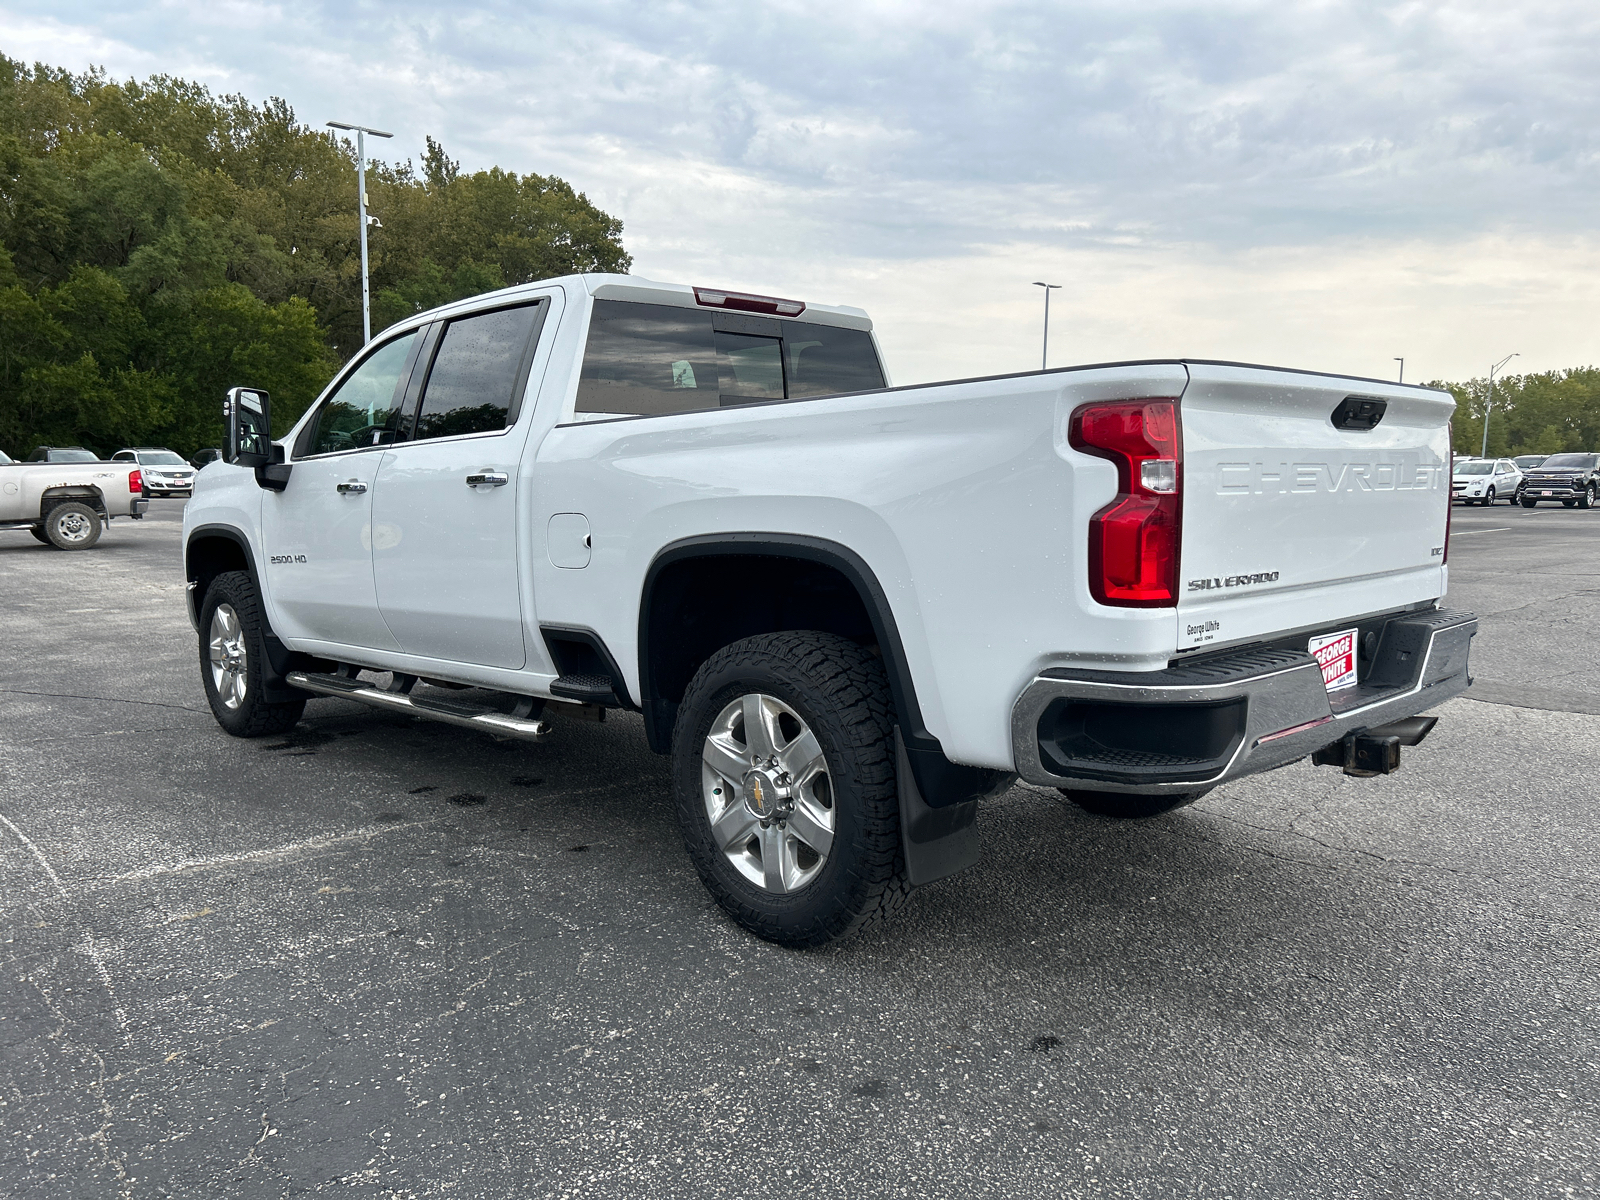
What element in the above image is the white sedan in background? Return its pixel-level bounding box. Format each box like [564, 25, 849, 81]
[1452, 458, 1522, 506]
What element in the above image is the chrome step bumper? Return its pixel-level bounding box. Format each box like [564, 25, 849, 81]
[286, 671, 552, 741]
[1010, 607, 1478, 794]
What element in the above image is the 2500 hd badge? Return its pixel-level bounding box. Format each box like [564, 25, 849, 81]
[1187, 570, 1280, 592]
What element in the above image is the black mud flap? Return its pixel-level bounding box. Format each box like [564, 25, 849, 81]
[895, 729, 981, 886]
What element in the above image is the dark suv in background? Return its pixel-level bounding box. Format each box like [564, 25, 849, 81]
[1520, 452, 1600, 508]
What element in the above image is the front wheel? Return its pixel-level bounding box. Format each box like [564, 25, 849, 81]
[672, 631, 908, 948]
[1482, 487, 1495, 507]
[1058, 789, 1204, 819]
[29, 526, 50, 545]
[199, 570, 306, 737]
[1580, 485, 1595, 510]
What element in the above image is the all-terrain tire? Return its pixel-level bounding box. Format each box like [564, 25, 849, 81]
[199, 570, 306, 737]
[1058, 788, 1203, 819]
[43, 501, 102, 550]
[672, 631, 909, 948]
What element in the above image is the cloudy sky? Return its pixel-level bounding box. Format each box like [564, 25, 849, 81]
[5, 0, 1599, 384]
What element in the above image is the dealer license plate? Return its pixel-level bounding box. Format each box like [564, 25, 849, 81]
[1309, 628, 1359, 693]
[1543, 490, 1553, 496]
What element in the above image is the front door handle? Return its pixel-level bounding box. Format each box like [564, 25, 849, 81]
[336, 480, 367, 495]
[466, 470, 509, 488]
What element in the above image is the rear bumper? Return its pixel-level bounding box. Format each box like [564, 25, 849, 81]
[1011, 607, 1477, 794]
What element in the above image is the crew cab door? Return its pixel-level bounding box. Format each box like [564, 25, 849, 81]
[259, 329, 423, 651]
[369, 299, 550, 670]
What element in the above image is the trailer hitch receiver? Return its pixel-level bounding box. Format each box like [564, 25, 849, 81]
[1311, 715, 1437, 778]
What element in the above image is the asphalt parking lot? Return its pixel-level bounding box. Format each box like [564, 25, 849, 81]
[2, 498, 1597, 1199]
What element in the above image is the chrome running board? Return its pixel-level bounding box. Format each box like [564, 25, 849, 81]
[286, 671, 552, 741]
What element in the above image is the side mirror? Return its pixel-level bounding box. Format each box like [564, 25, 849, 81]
[224, 387, 272, 468]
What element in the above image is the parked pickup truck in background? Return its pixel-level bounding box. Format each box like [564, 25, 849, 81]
[182, 273, 1477, 946]
[0, 448, 148, 549]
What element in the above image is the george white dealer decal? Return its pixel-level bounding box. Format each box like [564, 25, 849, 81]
[1216, 460, 1443, 495]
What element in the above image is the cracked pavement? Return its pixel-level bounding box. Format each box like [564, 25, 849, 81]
[1, 500, 1596, 1198]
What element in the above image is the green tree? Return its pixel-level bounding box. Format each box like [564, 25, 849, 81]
[0, 54, 631, 457]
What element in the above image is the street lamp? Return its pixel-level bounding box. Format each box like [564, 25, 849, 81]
[1032, 281, 1061, 371]
[1394, 357, 1404, 383]
[1481, 352, 1519, 458]
[326, 121, 394, 345]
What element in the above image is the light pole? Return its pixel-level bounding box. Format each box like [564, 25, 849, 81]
[1394, 357, 1404, 383]
[1481, 352, 1519, 459]
[1032, 281, 1061, 371]
[327, 120, 394, 345]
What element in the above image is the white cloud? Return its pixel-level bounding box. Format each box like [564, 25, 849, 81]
[3, 0, 1598, 381]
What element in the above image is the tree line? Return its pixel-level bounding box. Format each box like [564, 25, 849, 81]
[0, 56, 629, 459]
[1440, 369, 1600, 458]
[2, 57, 1595, 462]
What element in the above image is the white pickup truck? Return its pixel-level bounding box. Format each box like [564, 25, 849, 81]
[182, 274, 1476, 946]
[0, 449, 149, 548]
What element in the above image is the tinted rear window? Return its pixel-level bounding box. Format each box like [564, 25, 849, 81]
[575, 300, 884, 418]
[411, 304, 542, 441]
[1540, 453, 1598, 469]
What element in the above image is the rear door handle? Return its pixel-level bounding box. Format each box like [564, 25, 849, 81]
[466, 470, 509, 488]
[336, 480, 367, 495]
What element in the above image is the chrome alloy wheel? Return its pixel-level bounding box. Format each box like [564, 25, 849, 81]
[208, 603, 249, 710]
[55, 510, 94, 543]
[701, 693, 835, 894]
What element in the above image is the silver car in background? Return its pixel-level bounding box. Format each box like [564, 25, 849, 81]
[112, 447, 195, 496]
[1452, 457, 1522, 505]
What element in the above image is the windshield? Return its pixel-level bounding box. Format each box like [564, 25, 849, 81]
[1539, 453, 1597, 469]
[1454, 462, 1493, 476]
[48, 449, 99, 462]
[138, 451, 188, 466]
[1513, 456, 1546, 467]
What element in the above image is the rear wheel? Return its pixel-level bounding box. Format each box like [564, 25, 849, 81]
[1563, 499, 1577, 508]
[1522, 497, 1538, 508]
[672, 631, 908, 948]
[43, 501, 102, 550]
[199, 570, 305, 737]
[1058, 789, 1203, 819]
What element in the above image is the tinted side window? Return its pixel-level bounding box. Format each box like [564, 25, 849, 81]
[783, 322, 885, 398]
[576, 301, 720, 417]
[411, 304, 542, 442]
[305, 331, 419, 455]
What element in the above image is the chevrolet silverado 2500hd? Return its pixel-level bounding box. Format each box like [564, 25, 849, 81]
[181, 275, 1476, 946]
[1, 449, 148, 548]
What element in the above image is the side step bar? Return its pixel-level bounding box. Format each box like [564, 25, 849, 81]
[286, 671, 552, 741]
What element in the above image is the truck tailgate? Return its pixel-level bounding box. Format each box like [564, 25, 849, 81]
[1177, 363, 1453, 653]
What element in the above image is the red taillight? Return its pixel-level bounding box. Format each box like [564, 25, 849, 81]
[128, 469, 142, 493]
[693, 286, 806, 317]
[1069, 399, 1182, 607]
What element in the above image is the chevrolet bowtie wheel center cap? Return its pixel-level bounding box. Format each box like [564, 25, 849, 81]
[742, 767, 790, 820]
